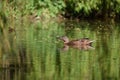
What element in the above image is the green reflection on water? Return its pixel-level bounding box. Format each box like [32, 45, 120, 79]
[0, 20, 120, 80]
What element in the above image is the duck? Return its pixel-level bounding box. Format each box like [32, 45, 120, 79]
[58, 36, 94, 46]
[58, 36, 94, 50]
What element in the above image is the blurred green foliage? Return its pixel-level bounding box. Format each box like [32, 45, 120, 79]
[0, 0, 120, 22]
[33, 0, 65, 17]
[65, 0, 120, 19]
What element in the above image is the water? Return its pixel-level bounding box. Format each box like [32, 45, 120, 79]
[0, 20, 120, 80]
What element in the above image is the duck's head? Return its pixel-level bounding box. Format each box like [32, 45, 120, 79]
[58, 36, 69, 44]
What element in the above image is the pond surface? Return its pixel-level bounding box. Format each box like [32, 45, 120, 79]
[0, 20, 120, 80]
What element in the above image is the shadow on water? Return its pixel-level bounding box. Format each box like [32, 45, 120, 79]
[0, 19, 120, 80]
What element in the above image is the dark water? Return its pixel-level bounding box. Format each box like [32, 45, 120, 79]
[0, 20, 120, 80]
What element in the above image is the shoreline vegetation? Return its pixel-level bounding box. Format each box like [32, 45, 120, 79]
[0, 0, 120, 23]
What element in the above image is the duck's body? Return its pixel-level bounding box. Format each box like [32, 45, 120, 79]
[58, 36, 94, 50]
[59, 36, 94, 46]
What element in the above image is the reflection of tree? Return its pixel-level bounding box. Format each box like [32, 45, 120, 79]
[97, 29, 111, 80]
[55, 49, 61, 77]
[1, 68, 27, 80]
